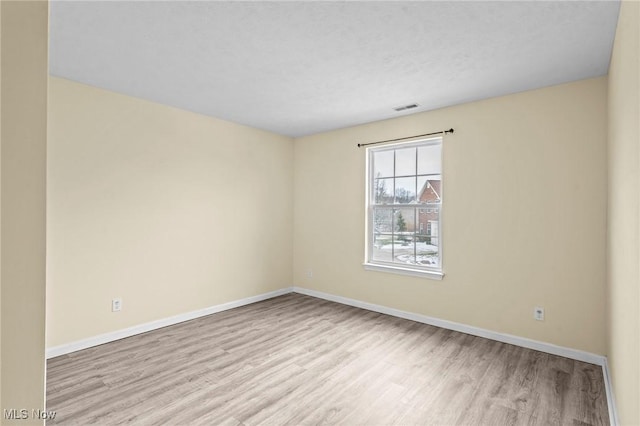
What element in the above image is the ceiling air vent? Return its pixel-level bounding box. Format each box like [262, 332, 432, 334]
[393, 103, 419, 112]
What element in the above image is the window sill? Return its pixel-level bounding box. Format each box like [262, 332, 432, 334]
[363, 263, 444, 280]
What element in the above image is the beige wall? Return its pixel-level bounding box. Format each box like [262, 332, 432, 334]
[607, 1, 640, 425]
[45, 8, 638, 421]
[294, 77, 608, 355]
[46, 77, 293, 347]
[1, 0, 3, 413]
[1, 1, 48, 423]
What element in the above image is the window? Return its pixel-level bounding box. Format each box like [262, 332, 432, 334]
[365, 137, 443, 279]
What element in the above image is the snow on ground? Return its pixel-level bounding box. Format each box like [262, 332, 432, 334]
[377, 242, 438, 252]
[396, 254, 438, 266]
[373, 241, 439, 266]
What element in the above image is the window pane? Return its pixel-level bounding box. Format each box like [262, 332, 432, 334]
[372, 209, 393, 262]
[367, 138, 442, 274]
[395, 177, 416, 204]
[393, 208, 415, 264]
[374, 178, 394, 204]
[417, 143, 441, 175]
[395, 147, 416, 177]
[373, 150, 394, 178]
[393, 208, 415, 233]
[417, 177, 441, 204]
[417, 207, 439, 267]
[373, 208, 393, 233]
[417, 176, 428, 203]
[393, 232, 416, 265]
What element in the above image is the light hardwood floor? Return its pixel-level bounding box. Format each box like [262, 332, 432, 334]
[46, 293, 609, 425]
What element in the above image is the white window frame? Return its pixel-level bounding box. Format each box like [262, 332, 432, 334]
[363, 137, 444, 280]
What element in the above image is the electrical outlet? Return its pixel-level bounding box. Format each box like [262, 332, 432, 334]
[534, 306, 544, 321]
[306, 269, 313, 279]
[112, 298, 122, 312]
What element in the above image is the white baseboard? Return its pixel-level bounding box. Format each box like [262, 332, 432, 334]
[292, 286, 618, 425]
[602, 357, 619, 426]
[46, 287, 294, 359]
[293, 286, 605, 365]
[49, 286, 607, 365]
[46, 284, 618, 425]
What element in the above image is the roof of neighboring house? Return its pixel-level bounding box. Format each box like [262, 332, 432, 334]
[418, 180, 441, 202]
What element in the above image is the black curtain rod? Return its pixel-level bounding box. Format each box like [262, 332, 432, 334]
[357, 128, 454, 148]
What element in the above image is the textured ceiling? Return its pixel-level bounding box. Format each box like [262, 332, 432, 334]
[49, 1, 620, 137]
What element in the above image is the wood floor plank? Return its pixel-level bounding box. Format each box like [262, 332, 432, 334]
[46, 293, 609, 425]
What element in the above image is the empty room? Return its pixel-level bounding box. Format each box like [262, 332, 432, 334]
[1, 0, 639, 425]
